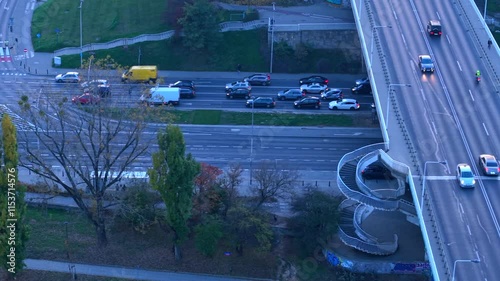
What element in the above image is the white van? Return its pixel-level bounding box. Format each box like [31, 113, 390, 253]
[140, 86, 180, 106]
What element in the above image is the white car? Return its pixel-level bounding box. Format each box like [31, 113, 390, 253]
[299, 83, 327, 94]
[328, 99, 360, 110]
[456, 163, 475, 188]
[225, 81, 251, 92]
[55, 72, 81, 83]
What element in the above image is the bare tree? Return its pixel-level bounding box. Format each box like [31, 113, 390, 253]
[17, 95, 150, 247]
[250, 161, 299, 210]
[219, 163, 243, 218]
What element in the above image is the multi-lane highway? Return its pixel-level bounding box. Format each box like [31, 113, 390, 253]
[0, 73, 382, 178]
[0, 74, 376, 113]
[359, 0, 500, 279]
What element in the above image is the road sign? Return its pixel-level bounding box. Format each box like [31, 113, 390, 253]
[24, 48, 27, 53]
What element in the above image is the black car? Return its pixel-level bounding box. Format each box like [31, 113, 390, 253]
[320, 88, 343, 100]
[277, 89, 305, 101]
[169, 80, 196, 90]
[226, 88, 251, 99]
[299, 75, 329, 86]
[293, 97, 321, 109]
[246, 97, 276, 108]
[179, 87, 196, 99]
[355, 77, 369, 85]
[244, 74, 271, 86]
[81, 79, 111, 97]
[352, 82, 372, 94]
[427, 20, 442, 36]
[361, 162, 395, 180]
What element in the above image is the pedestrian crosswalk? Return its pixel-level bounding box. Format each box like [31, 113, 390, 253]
[0, 47, 13, 63]
[0, 104, 35, 131]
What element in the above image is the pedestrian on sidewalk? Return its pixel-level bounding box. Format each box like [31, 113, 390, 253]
[488, 38, 492, 49]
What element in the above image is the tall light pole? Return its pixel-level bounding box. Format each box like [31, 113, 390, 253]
[483, 0, 488, 19]
[386, 83, 410, 131]
[249, 98, 255, 184]
[269, 2, 276, 74]
[421, 160, 447, 210]
[370, 25, 391, 65]
[79, 0, 84, 69]
[452, 259, 480, 281]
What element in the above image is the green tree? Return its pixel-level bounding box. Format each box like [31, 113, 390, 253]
[116, 183, 162, 234]
[289, 190, 341, 255]
[226, 205, 273, 256]
[194, 215, 223, 257]
[177, 0, 222, 52]
[0, 114, 29, 277]
[149, 125, 200, 261]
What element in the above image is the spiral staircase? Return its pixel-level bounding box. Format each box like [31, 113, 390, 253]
[335, 143, 417, 255]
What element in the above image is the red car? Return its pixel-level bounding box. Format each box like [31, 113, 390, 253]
[72, 93, 101, 105]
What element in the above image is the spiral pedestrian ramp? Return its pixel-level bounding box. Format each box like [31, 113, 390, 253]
[336, 143, 417, 255]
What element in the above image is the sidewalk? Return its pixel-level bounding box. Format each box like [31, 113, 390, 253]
[25, 259, 272, 281]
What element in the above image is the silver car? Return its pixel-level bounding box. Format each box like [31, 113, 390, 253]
[479, 154, 499, 176]
[299, 83, 327, 94]
[55, 72, 81, 83]
[456, 163, 475, 188]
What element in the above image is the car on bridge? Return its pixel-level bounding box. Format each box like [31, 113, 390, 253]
[418, 55, 435, 73]
[427, 20, 442, 36]
[300, 83, 328, 94]
[478, 154, 499, 176]
[456, 163, 475, 188]
[277, 89, 305, 101]
[328, 99, 360, 110]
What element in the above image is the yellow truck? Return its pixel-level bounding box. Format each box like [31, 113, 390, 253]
[121, 65, 158, 83]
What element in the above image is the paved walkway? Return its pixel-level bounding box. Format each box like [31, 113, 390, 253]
[25, 259, 272, 281]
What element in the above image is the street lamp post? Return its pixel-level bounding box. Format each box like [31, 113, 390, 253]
[79, 0, 84, 68]
[250, 98, 255, 184]
[421, 161, 447, 210]
[484, 0, 488, 19]
[370, 25, 391, 65]
[269, 2, 276, 74]
[386, 83, 410, 131]
[452, 259, 480, 281]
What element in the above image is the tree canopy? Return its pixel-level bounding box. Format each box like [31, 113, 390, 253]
[0, 114, 29, 277]
[177, 0, 222, 52]
[149, 125, 200, 260]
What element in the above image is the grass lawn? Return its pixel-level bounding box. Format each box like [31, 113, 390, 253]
[100, 108, 377, 127]
[32, 0, 170, 51]
[24, 207, 278, 279]
[22, 207, 426, 281]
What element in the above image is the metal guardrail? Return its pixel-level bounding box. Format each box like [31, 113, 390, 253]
[54, 21, 356, 57]
[269, 23, 357, 32]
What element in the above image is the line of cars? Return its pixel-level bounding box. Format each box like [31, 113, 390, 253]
[456, 154, 500, 189]
[225, 74, 364, 111]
